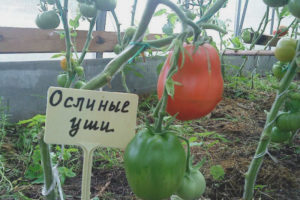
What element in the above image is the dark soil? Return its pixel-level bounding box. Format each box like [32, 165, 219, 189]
[1, 86, 300, 200]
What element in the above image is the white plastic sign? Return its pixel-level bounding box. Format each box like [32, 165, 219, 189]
[44, 87, 138, 200]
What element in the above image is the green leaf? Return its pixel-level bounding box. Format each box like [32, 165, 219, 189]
[167, 13, 178, 26]
[70, 31, 78, 38]
[279, 6, 290, 18]
[165, 78, 175, 98]
[210, 165, 225, 181]
[51, 53, 65, 58]
[156, 62, 164, 75]
[154, 9, 167, 16]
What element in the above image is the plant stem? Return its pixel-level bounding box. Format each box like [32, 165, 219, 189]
[111, 10, 122, 45]
[160, 0, 201, 40]
[238, 7, 269, 76]
[131, 0, 138, 26]
[78, 16, 97, 65]
[178, 136, 191, 173]
[39, 131, 56, 200]
[243, 39, 300, 200]
[56, 0, 73, 88]
[154, 37, 184, 132]
[196, 0, 227, 24]
[82, 0, 160, 90]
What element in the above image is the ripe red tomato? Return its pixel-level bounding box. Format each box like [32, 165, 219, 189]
[273, 26, 288, 36]
[157, 43, 224, 121]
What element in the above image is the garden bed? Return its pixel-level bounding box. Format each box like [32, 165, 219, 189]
[1, 78, 299, 200]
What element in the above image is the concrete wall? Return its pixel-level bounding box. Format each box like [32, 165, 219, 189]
[0, 56, 165, 122]
[0, 55, 278, 122]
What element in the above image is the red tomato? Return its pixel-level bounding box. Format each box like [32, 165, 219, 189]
[273, 26, 288, 37]
[157, 43, 224, 121]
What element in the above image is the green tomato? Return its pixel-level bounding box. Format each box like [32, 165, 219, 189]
[270, 126, 291, 143]
[46, 0, 56, 5]
[79, 3, 97, 18]
[276, 112, 300, 132]
[35, 10, 60, 30]
[57, 74, 68, 87]
[285, 92, 300, 113]
[122, 26, 137, 46]
[74, 80, 86, 89]
[176, 168, 206, 200]
[288, 0, 300, 18]
[272, 61, 286, 80]
[263, 0, 289, 7]
[124, 128, 186, 200]
[113, 44, 122, 54]
[95, 0, 117, 11]
[75, 66, 84, 76]
[274, 38, 297, 62]
[185, 10, 196, 20]
[241, 29, 252, 43]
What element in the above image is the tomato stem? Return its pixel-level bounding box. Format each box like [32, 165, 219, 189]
[38, 131, 57, 200]
[159, 0, 201, 41]
[243, 38, 300, 200]
[78, 16, 97, 65]
[111, 10, 122, 46]
[177, 135, 191, 173]
[56, 0, 74, 88]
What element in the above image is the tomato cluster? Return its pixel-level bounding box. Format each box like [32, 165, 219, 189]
[271, 85, 300, 143]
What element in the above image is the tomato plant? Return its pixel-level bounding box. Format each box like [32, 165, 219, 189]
[274, 38, 297, 62]
[288, 0, 300, 18]
[79, 3, 97, 18]
[124, 128, 186, 200]
[35, 10, 60, 30]
[157, 43, 224, 121]
[95, 0, 117, 11]
[262, 0, 289, 7]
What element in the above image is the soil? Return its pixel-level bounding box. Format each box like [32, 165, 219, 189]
[1, 86, 300, 200]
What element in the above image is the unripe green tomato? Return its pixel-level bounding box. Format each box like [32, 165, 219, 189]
[35, 10, 60, 30]
[46, 0, 56, 5]
[95, 0, 117, 11]
[272, 61, 286, 80]
[270, 126, 291, 143]
[124, 128, 186, 200]
[176, 169, 206, 200]
[74, 80, 86, 89]
[79, 3, 97, 18]
[241, 29, 252, 43]
[75, 66, 84, 76]
[113, 44, 122, 54]
[124, 27, 136, 40]
[276, 112, 300, 131]
[274, 38, 297, 62]
[263, 0, 289, 7]
[57, 74, 68, 87]
[288, 0, 300, 18]
[285, 93, 300, 113]
[185, 10, 196, 20]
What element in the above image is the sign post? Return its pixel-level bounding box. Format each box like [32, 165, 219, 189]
[44, 87, 138, 200]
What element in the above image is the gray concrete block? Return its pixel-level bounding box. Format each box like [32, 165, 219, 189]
[0, 57, 165, 122]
